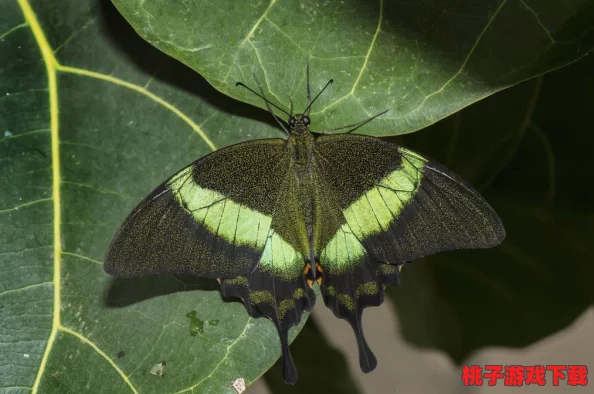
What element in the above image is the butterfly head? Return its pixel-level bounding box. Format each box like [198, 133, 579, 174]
[287, 114, 311, 135]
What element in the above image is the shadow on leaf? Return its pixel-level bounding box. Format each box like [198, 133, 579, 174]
[105, 274, 219, 308]
[96, 0, 277, 130]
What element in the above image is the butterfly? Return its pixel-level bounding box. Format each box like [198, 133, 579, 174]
[104, 63, 505, 385]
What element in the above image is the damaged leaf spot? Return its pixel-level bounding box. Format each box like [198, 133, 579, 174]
[150, 361, 166, 377]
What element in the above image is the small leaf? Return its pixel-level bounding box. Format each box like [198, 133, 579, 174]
[112, 0, 594, 135]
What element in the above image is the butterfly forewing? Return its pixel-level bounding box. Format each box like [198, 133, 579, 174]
[105, 139, 290, 278]
[314, 134, 504, 262]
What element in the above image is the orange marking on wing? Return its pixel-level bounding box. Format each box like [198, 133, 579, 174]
[303, 263, 311, 276]
[315, 262, 323, 285]
[304, 263, 314, 287]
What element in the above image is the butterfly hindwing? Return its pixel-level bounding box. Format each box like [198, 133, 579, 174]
[221, 159, 315, 384]
[220, 244, 315, 385]
[311, 151, 401, 372]
[104, 139, 290, 279]
[312, 134, 505, 371]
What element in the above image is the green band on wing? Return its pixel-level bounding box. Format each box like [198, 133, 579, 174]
[344, 153, 425, 240]
[293, 288, 306, 298]
[278, 288, 309, 318]
[325, 286, 354, 310]
[241, 288, 308, 318]
[355, 282, 379, 298]
[378, 264, 399, 275]
[321, 153, 425, 272]
[325, 282, 380, 311]
[320, 225, 366, 274]
[226, 276, 249, 287]
[397, 147, 428, 169]
[168, 167, 271, 249]
[259, 229, 304, 280]
[250, 290, 275, 305]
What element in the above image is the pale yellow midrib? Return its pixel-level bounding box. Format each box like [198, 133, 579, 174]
[17, 1, 137, 393]
[17, 0, 61, 391]
[16, 0, 239, 392]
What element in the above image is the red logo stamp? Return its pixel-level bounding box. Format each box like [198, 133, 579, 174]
[462, 365, 588, 387]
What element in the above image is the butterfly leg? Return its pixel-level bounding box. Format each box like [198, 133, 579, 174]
[319, 109, 389, 134]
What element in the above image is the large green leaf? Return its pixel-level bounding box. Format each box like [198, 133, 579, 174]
[112, 0, 594, 136]
[0, 1, 315, 392]
[4, 0, 594, 392]
[387, 53, 594, 362]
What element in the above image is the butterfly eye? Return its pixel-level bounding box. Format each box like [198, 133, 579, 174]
[288, 117, 296, 125]
[302, 116, 310, 125]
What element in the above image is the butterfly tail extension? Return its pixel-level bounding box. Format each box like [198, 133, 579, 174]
[220, 258, 315, 385]
[319, 243, 402, 373]
[279, 320, 298, 385]
[353, 310, 376, 373]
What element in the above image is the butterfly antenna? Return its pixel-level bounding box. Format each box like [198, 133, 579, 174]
[289, 96, 294, 117]
[236, 82, 291, 118]
[236, 81, 291, 135]
[304, 79, 333, 116]
[306, 58, 312, 112]
[322, 109, 389, 134]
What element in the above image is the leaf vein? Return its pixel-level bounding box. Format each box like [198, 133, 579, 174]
[59, 326, 139, 394]
[174, 317, 252, 393]
[0, 128, 50, 142]
[0, 22, 28, 40]
[60, 180, 133, 200]
[0, 282, 52, 297]
[223, 0, 277, 83]
[408, 0, 508, 114]
[56, 65, 217, 151]
[519, 0, 556, 44]
[349, 0, 383, 95]
[61, 251, 102, 265]
[0, 198, 52, 214]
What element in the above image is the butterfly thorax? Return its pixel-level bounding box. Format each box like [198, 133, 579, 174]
[288, 133, 313, 167]
[287, 114, 314, 167]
